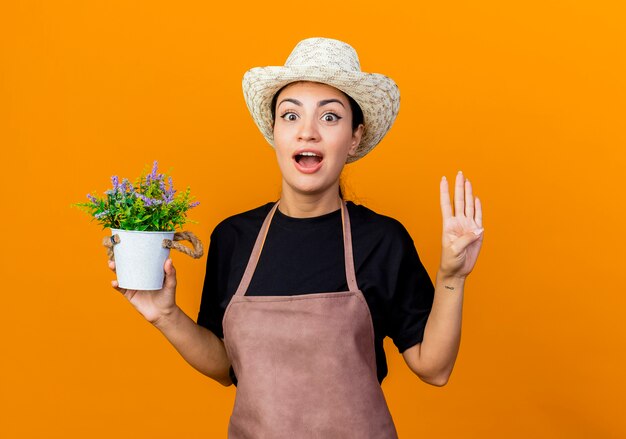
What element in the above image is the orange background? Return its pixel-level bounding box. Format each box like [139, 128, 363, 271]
[2, 1, 625, 437]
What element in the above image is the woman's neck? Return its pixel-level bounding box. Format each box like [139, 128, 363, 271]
[278, 182, 343, 218]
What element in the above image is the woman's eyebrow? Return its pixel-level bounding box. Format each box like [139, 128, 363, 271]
[318, 99, 345, 108]
[277, 98, 346, 108]
[278, 98, 302, 108]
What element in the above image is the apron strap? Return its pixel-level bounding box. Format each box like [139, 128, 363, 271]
[234, 201, 280, 297]
[340, 200, 359, 292]
[234, 199, 359, 297]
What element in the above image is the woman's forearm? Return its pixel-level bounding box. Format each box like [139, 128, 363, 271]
[410, 171, 483, 385]
[416, 270, 466, 384]
[153, 306, 233, 387]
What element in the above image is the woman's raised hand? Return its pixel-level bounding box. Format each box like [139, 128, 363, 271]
[439, 171, 484, 279]
[108, 258, 179, 325]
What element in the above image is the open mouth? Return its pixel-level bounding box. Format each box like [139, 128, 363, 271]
[293, 151, 324, 169]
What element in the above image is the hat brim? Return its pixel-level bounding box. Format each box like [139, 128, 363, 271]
[242, 65, 400, 164]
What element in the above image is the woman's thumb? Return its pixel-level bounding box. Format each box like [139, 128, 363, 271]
[451, 229, 483, 254]
[163, 258, 177, 289]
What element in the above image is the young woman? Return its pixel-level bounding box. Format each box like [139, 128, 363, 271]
[108, 37, 484, 438]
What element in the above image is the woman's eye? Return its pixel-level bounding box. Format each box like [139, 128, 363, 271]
[280, 112, 298, 121]
[322, 113, 341, 122]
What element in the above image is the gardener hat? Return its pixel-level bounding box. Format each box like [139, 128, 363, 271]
[242, 37, 400, 163]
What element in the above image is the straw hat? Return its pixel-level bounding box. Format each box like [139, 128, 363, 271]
[242, 37, 400, 163]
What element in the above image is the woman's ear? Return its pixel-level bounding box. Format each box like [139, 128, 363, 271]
[349, 124, 365, 156]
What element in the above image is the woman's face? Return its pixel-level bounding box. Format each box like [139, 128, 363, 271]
[272, 81, 363, 197]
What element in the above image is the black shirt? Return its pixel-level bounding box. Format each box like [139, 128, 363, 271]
[196, 200, 434, 385]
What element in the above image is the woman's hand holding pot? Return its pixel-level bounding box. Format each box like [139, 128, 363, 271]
[108, 258, 179, 325]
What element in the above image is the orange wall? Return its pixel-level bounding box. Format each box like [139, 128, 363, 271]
[2, 1, 625, 437]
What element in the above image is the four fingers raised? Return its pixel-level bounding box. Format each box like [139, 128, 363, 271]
[440, 171, 482, 225]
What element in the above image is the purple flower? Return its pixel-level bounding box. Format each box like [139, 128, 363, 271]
[86, 194, 98, 204]
[150, 161, 158, 179]
[135, 193, 151, 206]
[161, 176, 176, 204]
[120, 178, 129, 193]
[95, 210, 109, 219]
[111, 175, 119, 193]
[162, 192, 174, 204]
[188, 201, 200, 208]
[135, 193, 162, 207]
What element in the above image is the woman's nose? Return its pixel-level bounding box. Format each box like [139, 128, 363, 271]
[297, 116, 319, 142]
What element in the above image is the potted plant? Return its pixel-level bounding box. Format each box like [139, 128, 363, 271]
[74, 161, 203, 290]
